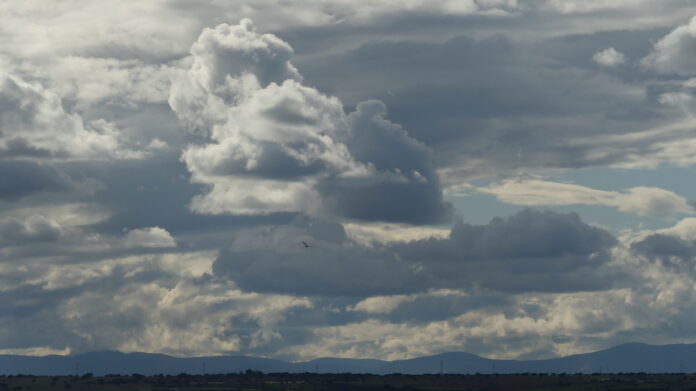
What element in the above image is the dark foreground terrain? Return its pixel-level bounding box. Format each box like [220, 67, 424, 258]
[3, 372, 696, 391]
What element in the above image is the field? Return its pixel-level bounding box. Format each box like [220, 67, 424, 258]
[3, 372, 696, 391]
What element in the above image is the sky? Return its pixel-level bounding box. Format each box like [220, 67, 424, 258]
[3, 0, 696, 362]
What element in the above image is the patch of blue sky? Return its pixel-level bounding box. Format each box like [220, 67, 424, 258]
[446, 164, 696, 234]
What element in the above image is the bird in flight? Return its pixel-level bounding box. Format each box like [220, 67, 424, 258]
[302, 241, 312, 248]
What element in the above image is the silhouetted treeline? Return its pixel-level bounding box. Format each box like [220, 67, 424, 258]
[2, 372, 696, 391]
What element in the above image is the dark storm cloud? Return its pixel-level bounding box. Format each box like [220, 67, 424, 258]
[214, 210, 619, 296]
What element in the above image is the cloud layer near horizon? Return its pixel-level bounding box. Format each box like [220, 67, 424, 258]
[3, 2, 696, 362]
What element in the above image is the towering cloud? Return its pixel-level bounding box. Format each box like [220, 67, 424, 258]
[170, 20, 451, 223]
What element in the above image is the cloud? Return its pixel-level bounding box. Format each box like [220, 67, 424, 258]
[123, 227, 176, 248]
[214, 215, 426, 296]
[642, 15, 696, 76]
[348, 295, 415, 314]
[0, 161, 76, 201]
[478, 179, 694, 217]
[631, 233, 693, 258]
[215, 210, 618, 296]
[540, 0, 648, 14]
[0, 73, 136, 160]
[0, 248, 314, 357]
[631, 217, 696, 260]
[169, 20, 302, 134]
[37, 57, 174, 108]
[343, 222, 449, 245]
[0, 215, 63, 243]
[299, 29, 676, 183]
[5, 0, 696, 363]
[593, 47, 626, 67]
[394, 209, 619, 294]
[171, 20, 451, 223]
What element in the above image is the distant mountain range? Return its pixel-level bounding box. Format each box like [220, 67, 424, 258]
[2, 343, 696, 375]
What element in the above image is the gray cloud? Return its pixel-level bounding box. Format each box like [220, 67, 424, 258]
[292, 29, 675, 183]
[631, 233, 693, 258]
[0, 215, 63, 243]
[394, 209, 619, 294]
[171, 20, 451, 223]
[0, 161, 75, 201]
[409, 209, 616, 260]
[214, 215, 426, 296]
[215, 210, 618, 296]
[350, 292, 512, 325]
[2, 1, 696, 361]
[629, 219, 696, 271]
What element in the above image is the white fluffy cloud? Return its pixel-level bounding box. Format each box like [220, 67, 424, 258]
[642, 15, 696, 75]
[123, 227, 176, 248]
[0, 73, 136, 160]
[38, 58, 174, 107]
[593, 47, 626, 67]
[479, 179, 694, 217]
[171, 20, 450, 223]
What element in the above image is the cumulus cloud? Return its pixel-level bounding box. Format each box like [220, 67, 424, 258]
[6, 0, 696, 363]
[394, 209, 619, 294]
[593, 47, 626, 67]
[170, 20, 450, 223]
[123, 227, 177, 248]
[214, 215, 425, 296]
[0, 248, 315, 357]
[630, 218, 696, 262]
[37, 58, 174, 107]
[0, 73, 136, 160]
[479, 179, 694, 217]
[215, 210, 618, 296]
[642, 15, 696, 76]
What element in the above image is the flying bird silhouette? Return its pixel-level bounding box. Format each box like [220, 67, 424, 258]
[302, 241, 312, 248]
